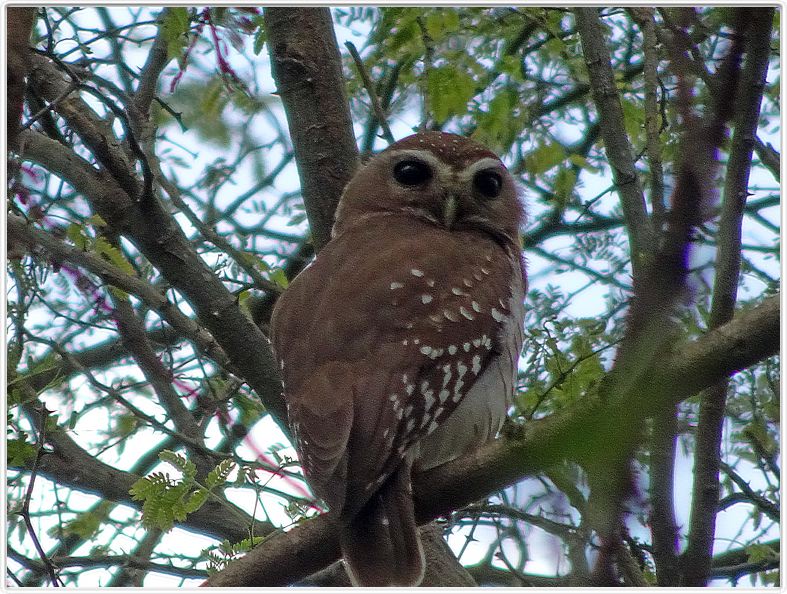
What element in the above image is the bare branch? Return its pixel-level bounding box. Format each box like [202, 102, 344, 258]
[575, 8, 653, 279]
[683, 9, 773, 586]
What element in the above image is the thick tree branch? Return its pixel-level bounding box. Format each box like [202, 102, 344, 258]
[204, 293, 779, 586]
[7, 7, 37, 152]
[682, 9, 773, 586]
[575, 8, 653, 279]
[263, 8, 359, 251]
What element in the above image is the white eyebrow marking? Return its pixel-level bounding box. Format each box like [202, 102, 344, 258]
[457, 157, 505, 181]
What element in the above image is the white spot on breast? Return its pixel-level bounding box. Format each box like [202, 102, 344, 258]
[453, 377, 464, 401]
[420, 345, 433, 356]
[498, 298, 508, 310]
[451, 287, 468, 296]
[472, 338, 481, 348]
[426, 278, 435, 287]
[463, 342, 471, 352]
[406, 418, 415, 432]
[406, 322, 414, 329]
[434, 406, 444, 418]
[413, 338, 420, 344]
[482, 334, 492, 349]
[383, 428, 390, 438]
[423, 389, 436, 409]
[463, 278, 473, 287]
[429, 314, 443, 324]
[402, 373, 409, 384]
[459, 307, 475, 320]
[390, 282, 404, 290]
[402, 339, 408, 346]
[471, 301, 482, 313]
[404, 404, 414, 418]
[448, 345, 457, 355]
[406, 384, 415, 395]
[472, 354, 482, 374]
[485, 254, 493, 262]
[438, 389, 450, 403]
[429, 348, 444, 359]
[410, 268, 425, 277]
[457, 361, 468, 379]
[389, 393, 398, 402]
[443, 309, 459, 322]
[480, 267, 490, 275]
[421, 294, 433, 304]
[427, 420, 440, 434]
[473, 272, 483, 281]
[441, 364, 452, 387]
[491, 307, 506, 322]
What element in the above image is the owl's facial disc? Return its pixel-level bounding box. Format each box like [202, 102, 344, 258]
[386, 150, 508, 229]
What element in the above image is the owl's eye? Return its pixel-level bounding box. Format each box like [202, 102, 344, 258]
[474, 170, 503, 199]
[393, 160, 432, 186]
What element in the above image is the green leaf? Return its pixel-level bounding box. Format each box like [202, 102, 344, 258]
[93, 237, 136, 276]
[427, 66, 475, 122]
[183, 488, 209, 513]
[162, 7, 191, 60]
[206, 459, 235, 489]
[160, 450, 197, 480]
[7, 438, 37, 466]
[525, 142, 565, 175]
[268, 268, 289, 290]
[253, 26, 266, 56]
[66, 222, 89, 251]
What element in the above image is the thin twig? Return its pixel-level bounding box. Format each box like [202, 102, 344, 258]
[345, 41, 395, 144]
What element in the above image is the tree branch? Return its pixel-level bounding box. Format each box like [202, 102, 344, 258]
[682, 9, 773, 585]
[575, 8, 653, 279]
[263, 8, 359, 251]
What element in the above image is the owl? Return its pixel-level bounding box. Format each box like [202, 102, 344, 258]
[271, 132, 526, 586]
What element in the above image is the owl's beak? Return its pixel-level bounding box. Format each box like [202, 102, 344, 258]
[442, 195, 458, 229]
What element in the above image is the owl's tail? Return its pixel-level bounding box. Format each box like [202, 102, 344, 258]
[339, 463, 425, 586]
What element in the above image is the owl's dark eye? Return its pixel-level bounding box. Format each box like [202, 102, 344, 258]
[394, 160, 432, 186]
[474, 170, 503, 199]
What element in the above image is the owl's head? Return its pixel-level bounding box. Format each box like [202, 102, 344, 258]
[333, 132, 523, 246]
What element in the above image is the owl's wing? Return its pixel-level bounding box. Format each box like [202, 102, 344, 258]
[271, 217, 524, 519]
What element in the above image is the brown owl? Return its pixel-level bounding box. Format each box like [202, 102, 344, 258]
[271, 132, 526, 586]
